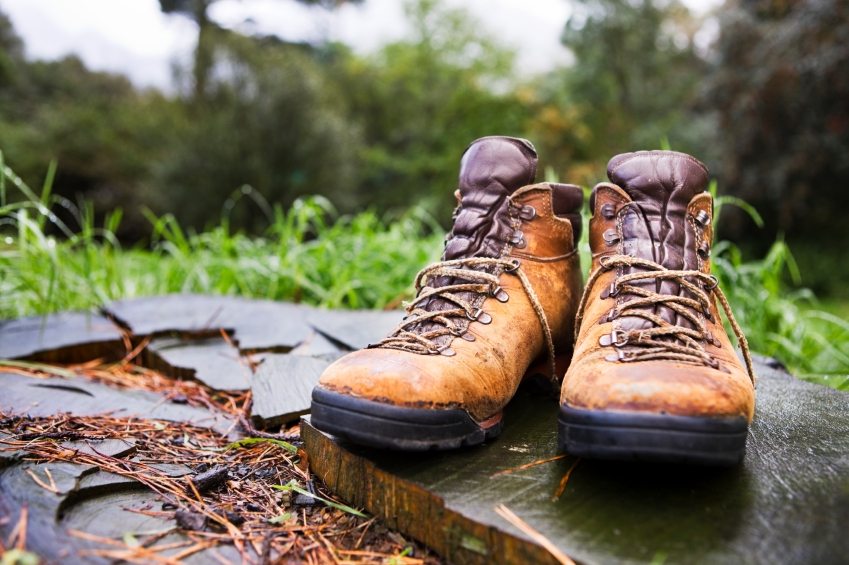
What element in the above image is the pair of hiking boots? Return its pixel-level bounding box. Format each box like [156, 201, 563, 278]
[311, 136, 756, 466]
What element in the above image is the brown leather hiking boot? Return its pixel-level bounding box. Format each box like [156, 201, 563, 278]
[558, 150, 756, 465]
[311, 136, 583, 450]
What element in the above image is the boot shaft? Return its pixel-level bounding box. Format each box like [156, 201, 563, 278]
[588, 151, 716, 332]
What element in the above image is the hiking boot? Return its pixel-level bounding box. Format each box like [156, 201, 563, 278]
[311, 136, 583, 450]
[558, 150, 755, 465]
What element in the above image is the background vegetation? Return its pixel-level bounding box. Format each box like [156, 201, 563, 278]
[1, 0, 847, 387]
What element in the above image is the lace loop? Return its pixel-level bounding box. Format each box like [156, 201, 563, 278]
[372, 257, 558, 383]
[574, 254, 755, 384]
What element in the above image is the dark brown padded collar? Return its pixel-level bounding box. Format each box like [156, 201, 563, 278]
[606, 150, 710, 329]
[444, 136, 538, 260]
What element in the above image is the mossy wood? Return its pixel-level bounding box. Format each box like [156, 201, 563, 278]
[303, 359, 849, 564]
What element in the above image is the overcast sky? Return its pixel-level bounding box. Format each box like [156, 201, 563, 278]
[1, 0, 720, 92]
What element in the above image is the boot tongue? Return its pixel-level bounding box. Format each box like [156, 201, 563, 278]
[606, 150, 709, 329]
[443, 136, 537, 260]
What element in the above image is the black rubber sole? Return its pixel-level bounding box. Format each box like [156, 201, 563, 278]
[558, 405, 749, 466]
[310, 388, 503, 451]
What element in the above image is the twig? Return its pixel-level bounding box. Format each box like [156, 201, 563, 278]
[552, 458, 581, 501]
[494, 504, 575, 565]
[490, 454, 566, 478]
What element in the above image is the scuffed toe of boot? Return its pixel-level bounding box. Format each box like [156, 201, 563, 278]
[311, 350, 503, 450]
[558, 358, 754, 465]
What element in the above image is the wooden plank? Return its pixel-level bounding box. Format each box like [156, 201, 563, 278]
[303, 359, 849, 564]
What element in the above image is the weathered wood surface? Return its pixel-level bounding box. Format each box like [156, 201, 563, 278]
[1, 295, 402, 425]
[250, 354, 334, 426]
[145, 336, 252, 391]
[105, 294, 313, 350]
[0, 372, 235, 435]
[303, 360, 849, 564]
[0, 444, 242, 564]
[0, 312, 125, 363]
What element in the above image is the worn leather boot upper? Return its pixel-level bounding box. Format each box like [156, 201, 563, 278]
[561, 150, 756, 420]
[316, 136, 583, 422]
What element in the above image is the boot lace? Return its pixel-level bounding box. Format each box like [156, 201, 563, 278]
[575, 254, 755, 384]
[371, 257, 557, 381]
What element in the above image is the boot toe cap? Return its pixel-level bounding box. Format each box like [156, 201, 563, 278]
[562, 356, 755, 421]
[316, 348, 463, 410]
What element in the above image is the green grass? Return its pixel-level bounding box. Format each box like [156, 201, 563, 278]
[0, 151, 443, 317]
[2, 153, 848, 390]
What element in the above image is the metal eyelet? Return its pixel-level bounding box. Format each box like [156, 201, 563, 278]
[605, 348, 632, 362]
[697, 243, 711, 259]
[510, 230, 526, 248]
[518, 205, 537, 221]
[504, 259, 521, 272]
[467, 308, 492, 324]
[600, 282, 620, 299]
[598, 255, 615, 270]
[694, 210, 711, 226]
[461, 333, 476, 342]
[599, 329, 628, 347]
[603, 229, 620, 245]
[600, 203, 617, 219]
[612, 330, 629, 347]
[439, 347, 456, 357]
[490, 286, 509, 302]
[704, 275, 719, 290]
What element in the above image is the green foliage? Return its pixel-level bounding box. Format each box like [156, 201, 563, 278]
[713, 239, 849, 390]
[532, 0, 712, 183]
[158, 32, 361, 231]
[225, 437, 299, 454]
[273, 479, 367, 517]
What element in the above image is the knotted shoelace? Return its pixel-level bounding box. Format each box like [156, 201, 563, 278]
[372, 257, 557, 381]
[575, 254, 755, 384]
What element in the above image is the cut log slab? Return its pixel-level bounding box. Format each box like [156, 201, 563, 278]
[303, 360, 849, 564]
[0, 312, 125, 363]
[251, 354, 332, 426]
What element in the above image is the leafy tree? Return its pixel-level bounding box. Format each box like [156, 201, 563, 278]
[706, 0, 849, 240]
[328, 0, 529, 219]
[0, 9, 179, 237]
[155, 32, 361, 231]
[539, 0, 710, 181]
[159, 0, 362, 99]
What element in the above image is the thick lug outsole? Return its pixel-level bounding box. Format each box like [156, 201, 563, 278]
[558, 405, 749, 466]
[310, 388, 503, 451]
